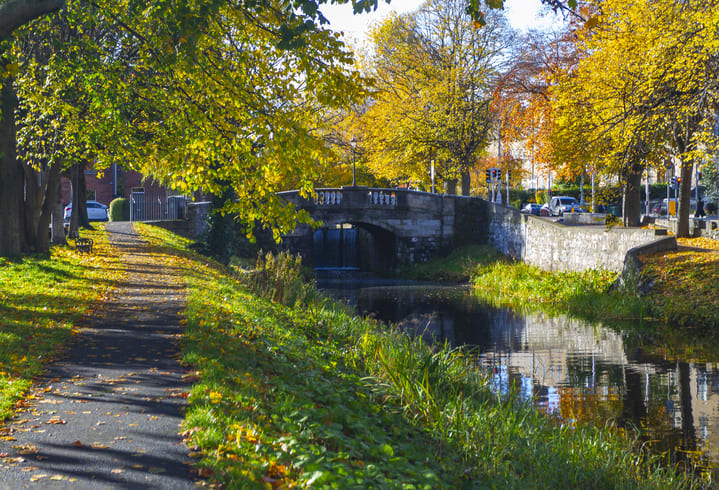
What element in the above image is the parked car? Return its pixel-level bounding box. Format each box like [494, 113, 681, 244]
[549, 196, 582, 216]
[64, 200, 109, 222]
[652, 202, 667, 216]
[539, 203, 552, 216]
[520, 203, 542, 216]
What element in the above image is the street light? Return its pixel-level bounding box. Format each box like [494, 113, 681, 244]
[350, 137, 357, 187]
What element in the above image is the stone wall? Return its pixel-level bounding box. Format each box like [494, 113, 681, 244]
[649, 216, 719, 240]
[485, 201, 673, 273]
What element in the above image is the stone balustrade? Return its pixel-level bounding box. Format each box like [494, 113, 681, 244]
[368, 190, 396, 207]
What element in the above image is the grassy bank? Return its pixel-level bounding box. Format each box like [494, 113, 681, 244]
[402, 241, 718, 331]
[136, 224, 692, 488]
[0, 227, 118, 421]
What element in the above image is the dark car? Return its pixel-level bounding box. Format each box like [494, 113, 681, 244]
[520, 203, 542, 216]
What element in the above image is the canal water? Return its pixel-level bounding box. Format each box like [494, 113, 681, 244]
[317, 279, 719, 470]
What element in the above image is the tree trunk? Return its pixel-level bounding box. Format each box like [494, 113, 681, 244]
[676, 160, 693, 238]
[445, 178, 457, 195]
[68, 163, 93, 238]
[68, 165, 81, 238]
[460, 169, 471, 196]
[33, 162, 62, 253]
[51, 175, 66, 245]
[76, 165, 92, 229]
[622, 162, 643, 227]
[0, 75, 26, 256]
[23, 163, 44, 250]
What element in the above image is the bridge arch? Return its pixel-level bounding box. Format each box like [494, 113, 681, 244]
[313, 221, 397, 273]
[279, 187, 486, 272]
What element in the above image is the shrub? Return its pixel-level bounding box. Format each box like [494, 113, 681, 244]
[109, 198, 129, 222]
[242, 251, 317, 307]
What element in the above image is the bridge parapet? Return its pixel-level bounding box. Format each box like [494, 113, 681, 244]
[279, 187, 447, 212]
[278, 187, 485, 268]
[314, 188, 398, 207]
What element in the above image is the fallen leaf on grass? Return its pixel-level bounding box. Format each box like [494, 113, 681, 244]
[111, 468, 124, 474]
[91, 444, 109, 450]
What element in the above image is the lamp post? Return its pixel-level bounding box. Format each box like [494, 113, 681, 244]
[350, 137, 357, 187]
[430, 159, 435, 193]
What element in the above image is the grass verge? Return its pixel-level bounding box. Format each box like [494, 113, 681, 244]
[136, 224, 694, 488]
[402, 241, 718, 330]
[0, 226, 119, 421]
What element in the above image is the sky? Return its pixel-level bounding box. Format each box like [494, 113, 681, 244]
[320, 0, 563, 43]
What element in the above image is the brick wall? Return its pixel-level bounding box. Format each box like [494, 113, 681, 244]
[61, 164, 167, 206]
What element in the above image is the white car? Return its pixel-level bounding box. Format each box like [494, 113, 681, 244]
[549, 196, 582, 216]
[64, 201, 109, 221]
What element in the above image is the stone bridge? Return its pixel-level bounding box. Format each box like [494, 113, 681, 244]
[278, 187, 485, 272]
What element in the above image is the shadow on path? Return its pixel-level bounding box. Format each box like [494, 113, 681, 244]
[0, 222, 200, 489]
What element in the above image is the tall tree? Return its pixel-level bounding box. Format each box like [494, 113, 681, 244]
[0, 0, 579, 256]
[356, 0, 512, 195]
[551, 0, 719, 231]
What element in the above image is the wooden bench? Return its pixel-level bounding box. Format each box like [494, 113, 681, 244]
[75, 238, 94, 254]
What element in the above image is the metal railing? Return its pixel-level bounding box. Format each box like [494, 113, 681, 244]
[130, 192, 187, 222]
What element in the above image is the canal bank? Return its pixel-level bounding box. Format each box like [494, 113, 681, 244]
[318, 278, 719, 475]
[386, 239, 719, 473]
[134, 224, 698, 488]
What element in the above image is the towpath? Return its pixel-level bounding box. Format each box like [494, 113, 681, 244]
[0, 222, 198, 489]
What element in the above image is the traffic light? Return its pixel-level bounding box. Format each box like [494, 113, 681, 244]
[670, 176, 677, 188]
[698, 171, 702, 181]
[493, 168, 500, 180]
[485, 169, 491, 183]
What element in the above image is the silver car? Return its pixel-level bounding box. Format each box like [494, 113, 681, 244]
[63, 201, 109, 221]
[549, 196, 582, 216]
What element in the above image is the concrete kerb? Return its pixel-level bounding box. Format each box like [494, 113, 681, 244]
[616, 236, 678, 294]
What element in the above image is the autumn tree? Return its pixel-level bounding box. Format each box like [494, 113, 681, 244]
[0, 0, 581, 256]
[551, 0, 719, 231]
[355, 0, 513, 195]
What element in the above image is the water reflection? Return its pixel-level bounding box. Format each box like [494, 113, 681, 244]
[318, 280, 719, 469]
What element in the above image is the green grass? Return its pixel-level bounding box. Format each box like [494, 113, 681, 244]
[0, 226, 119, 421]
[397, 244, 506, 282]
[136, 224, 695, 489]
[402, 245, 654, 323]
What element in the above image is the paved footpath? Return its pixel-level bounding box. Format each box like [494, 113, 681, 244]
[0, 222, 199, 489]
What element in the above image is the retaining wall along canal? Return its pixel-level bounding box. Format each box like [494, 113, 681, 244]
[484, 201, 675, 273]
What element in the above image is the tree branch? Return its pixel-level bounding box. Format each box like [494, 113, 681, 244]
[0, 0, 66, 43]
